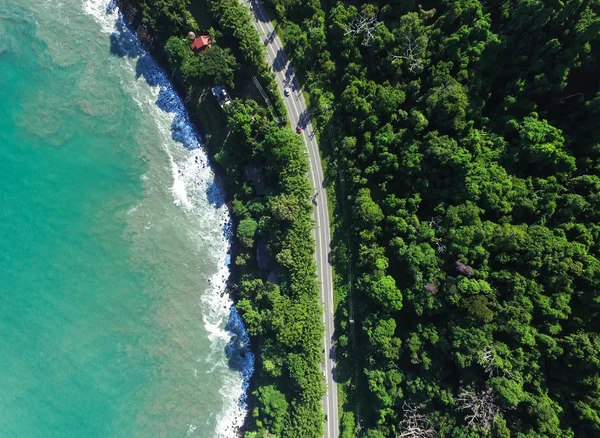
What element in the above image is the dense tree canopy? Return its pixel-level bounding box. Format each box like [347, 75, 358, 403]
[165, 36, 237, 87]
[219, 100, 324, 437]
[139, 0, 197, 38]
[267, 0, 600, 436]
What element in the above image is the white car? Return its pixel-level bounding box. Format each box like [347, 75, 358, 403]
[284, 88, 290, 97]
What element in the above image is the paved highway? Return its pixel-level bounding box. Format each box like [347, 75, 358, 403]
[241, 1, 339, 437]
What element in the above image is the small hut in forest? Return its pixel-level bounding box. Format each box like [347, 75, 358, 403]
[190, 35, 212, 55]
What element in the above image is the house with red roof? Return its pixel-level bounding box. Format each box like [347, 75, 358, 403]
[190, 36, 212, 55]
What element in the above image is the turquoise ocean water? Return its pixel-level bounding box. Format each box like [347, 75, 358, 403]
[0, 1, 251, 437]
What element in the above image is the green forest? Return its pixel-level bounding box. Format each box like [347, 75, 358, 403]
[264, 0, 600, 437]
[121, 0, 600, 437]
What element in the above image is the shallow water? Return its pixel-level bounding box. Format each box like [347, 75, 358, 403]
[0, 1, 252, 436]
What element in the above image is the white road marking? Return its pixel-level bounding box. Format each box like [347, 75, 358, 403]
[243, 2, 338, 436]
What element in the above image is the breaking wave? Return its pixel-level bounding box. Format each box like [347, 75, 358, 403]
[83, 0, 255, 436]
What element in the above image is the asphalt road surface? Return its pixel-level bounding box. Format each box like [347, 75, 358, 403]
[241, 1, 339, 437]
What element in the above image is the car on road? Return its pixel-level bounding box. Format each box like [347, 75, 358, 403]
[296, 126, 303, 134]
[284, 87, 290, 96]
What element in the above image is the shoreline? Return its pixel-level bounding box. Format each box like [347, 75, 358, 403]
[103, 0, 252, 436]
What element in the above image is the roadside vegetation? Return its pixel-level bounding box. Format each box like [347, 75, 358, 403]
[119, 0, 325, 436]
[264, 0, 600, 437]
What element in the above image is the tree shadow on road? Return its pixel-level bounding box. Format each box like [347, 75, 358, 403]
[250, 0, 271, 24]
[273, 48, 288, 72]
[283, 65, 294, 86]
[298, 108, 310, 129]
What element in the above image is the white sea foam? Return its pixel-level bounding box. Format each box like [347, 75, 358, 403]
[82, 0, 117, 33]
[82, 0, 254, 436]
[167, 151, 192, 209]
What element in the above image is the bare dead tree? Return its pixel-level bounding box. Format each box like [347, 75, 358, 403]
[343, 14, 382, 47]
[435, 239, 446, 254]
[503, 368, 517, 380]
[456, 386, 503, 431]
[480, 345, 521, 381]
[479, 345, 498, 377]
[428, 216, 442, 231]
[398, 402, 437, 438]
[557, 92, 584, 105]
[390, 34, 427, 74]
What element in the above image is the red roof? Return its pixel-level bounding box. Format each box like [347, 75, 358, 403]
[190, 36, 212, 51]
